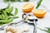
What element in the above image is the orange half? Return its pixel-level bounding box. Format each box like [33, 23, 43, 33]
[32, 9, 47, 17]
[22, 2, 34, 12]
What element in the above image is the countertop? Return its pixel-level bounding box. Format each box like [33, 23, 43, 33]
[0, 0, 50, 33]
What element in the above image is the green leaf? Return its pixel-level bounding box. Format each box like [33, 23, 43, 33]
[14, 8, 18, 15]
[36, 0, 43, 9]
[0, 15, 3, 19]
[0, 4, 10, 12]
[45, 27, 50, 32]
[6, 6, 13, 13]
[3, 11, 8, 20]
[2, 13, 5, 20]
[5, 4, 10, 9]
[38, 27, 50, 33]
[7, 12, 14, 16]
[9, 16, 19, 19]
[23, 0, 29, 2]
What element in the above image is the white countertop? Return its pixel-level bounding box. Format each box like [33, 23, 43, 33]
[0, 0, 50, 33]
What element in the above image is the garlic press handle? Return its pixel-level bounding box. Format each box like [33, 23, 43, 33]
[33, 20, 37, 33]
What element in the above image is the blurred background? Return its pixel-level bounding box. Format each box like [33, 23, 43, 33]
[0, 0, 50, 11]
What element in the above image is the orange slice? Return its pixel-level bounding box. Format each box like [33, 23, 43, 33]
[22, 2, 34, 12]
[32, 9, 47, 17]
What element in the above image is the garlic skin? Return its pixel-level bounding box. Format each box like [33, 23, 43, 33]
[4, 26, 17, 33]
[7, 31, 12, 33]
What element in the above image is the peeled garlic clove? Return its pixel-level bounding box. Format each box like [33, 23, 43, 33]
[17, 28, 24, 33]
[23, 26, 30, 32]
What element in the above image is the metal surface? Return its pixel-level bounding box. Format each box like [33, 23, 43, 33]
[33, 20, 37, 33]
